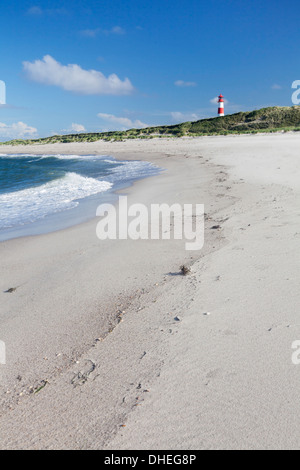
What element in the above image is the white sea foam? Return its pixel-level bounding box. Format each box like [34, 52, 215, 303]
[0, 154, 161, 231]
[0, 172, 112, 228]
[41, 154, 116, 162]
[109, 159, 160, 181]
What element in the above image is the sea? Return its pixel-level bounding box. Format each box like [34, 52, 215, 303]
[0, 154, 160, 241]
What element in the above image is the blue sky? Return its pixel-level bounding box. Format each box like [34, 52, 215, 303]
[0, 0, 299, 140]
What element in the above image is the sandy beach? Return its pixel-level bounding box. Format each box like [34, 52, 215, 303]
[0, 133, 300, 450]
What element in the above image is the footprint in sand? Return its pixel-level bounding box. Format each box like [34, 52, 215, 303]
[71, 360, 96, 387]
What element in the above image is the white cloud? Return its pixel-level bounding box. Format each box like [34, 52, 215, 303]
[27, 6, 68, 16]
[110, 26, 125, 35]
[80, 28, 100, 38]
[170, 111, 199, 122]
[27, 6, 43, 15]
[272, 84, 282, 90]
[61, 123, 87, 134]
[0, 80, 6, 105]
[23, 55, 134, 96]
[174, 80, 197, 87]
[70, 123, 86, 132]
[0, 121, 38, 140]
[80, 26, 125, 37]
[97, 113, 148, 130]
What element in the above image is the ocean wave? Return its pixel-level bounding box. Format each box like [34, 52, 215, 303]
[0, 154, 162, 231]
[40, 154, 110, 160]
[0, 172, 112, 228]
[108, 159, 160, 182]
[0, 153, 109, 160]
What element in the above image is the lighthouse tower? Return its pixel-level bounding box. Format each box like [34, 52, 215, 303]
[218, 94, 224, 117]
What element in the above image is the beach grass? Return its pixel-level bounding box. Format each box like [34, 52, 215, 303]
[2, 106, 300, 146]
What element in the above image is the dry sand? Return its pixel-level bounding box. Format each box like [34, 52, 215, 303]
[0, 134, 299, 450]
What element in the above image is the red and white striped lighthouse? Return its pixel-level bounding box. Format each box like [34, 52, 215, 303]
[218, 94, 225, 117]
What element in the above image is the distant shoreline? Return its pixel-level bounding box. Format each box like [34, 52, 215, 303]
[1, 106, 300, 146]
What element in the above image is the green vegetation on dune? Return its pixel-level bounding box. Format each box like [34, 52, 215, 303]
[2, 106, 300, 146]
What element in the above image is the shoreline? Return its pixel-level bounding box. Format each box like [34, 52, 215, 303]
[0, 134, 300, 449]
[0, 154, 162, 243]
